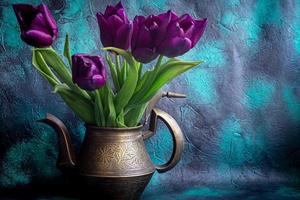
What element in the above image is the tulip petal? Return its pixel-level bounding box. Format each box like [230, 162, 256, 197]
[132, 47, 158, 63]
[104, 2, 123, 17]
[158, 10, 178, 22]
[107, 15, 124, 42]
[30, 13, 50, 34]
[21, 29, 53, 47]
[107, 15, 124, 32]
[115, 1, 123, 10]
[169, 11, 179, 22]
[75, 79, 94, 91]
[158, 37, 192, 57]
[92, 74, 106, 89]
[184, 22, 195, 39]
[115, 23, 132, 50]
[13, 4, 37, 29]
[154, 11, 176, 44]
[38, 4, 58, 38]
[135, 25, 152, 48]
[190, 18, 207, 47]
[104, 5, 116, 17]
[96, 13, 114, 47]
[116, 8, 128, 23]
[167, 21, 185, 38]
[178, 14, 194, 24]
[179, 14, 195, 38]
[90, 55, 107, 80]
[132, 16, 145, 49]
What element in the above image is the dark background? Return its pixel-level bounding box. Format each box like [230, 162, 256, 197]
[0, 0, 300, 199]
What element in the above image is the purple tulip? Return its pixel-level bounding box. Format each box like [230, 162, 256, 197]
[131, 11, 175, 63]
[72, 54, 107, 91]
[96, 2, 132, 50]
[158, 14, 207, 57]
[13, 3, 58, 47]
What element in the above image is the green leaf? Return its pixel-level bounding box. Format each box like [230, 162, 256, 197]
[32, 50, 60, 87]
[63, 33, 72, 66]
[53, 84, 95, 124]
[102, 47, 135, 66]
[130, 59, 202, 106]
[35, 47, 91, 100]
[87, 91, 95, 100]
[116, 110, 127, 128]
[133, 55, 163, 95]
[137, 63, 143, 80]
[115, 55, 122, 85]
[105, 54, 120, 91]
[36, 47, 72, 81]
[103, 47, 139, 116]
[125, 103, 148, 127]
[120, 59, 128, 86]
[95, 89, 105, 127]
[114, 58, 138, 115]
[135, 69, 151, 92]
[104, 85, 117, 127]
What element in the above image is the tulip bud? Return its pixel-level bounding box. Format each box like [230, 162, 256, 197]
[13, 3, 58, 47]
[158, 14, 207, 57]
[131, 11, 174, 63]
[96, 2, 132, 50]
[72, 54, 107, 91]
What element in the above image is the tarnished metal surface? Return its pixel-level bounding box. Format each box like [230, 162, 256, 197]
[78, 124, 155, 177]
[37, 107, 184, 199]
[146, 108, 184, 173]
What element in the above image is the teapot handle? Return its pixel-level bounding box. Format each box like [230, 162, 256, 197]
[143, 108, 184, 173]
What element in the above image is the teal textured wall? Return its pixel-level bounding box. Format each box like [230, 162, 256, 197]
[1, 0, 300, 199]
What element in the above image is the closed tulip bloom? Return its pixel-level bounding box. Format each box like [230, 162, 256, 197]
[158, 14, 207, 57]
[72, 54, 107, 91]
[96, 2, 132, 50]
[131, 11, 175, 63]
[13, 3, 58, 47]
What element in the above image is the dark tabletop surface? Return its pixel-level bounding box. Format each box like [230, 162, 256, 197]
[1, 182, 300, 200]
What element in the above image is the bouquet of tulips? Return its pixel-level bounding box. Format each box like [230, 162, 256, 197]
[13, 2, 207, 127]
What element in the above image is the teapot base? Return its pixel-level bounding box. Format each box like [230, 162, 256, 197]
[76, 172, 154, 200]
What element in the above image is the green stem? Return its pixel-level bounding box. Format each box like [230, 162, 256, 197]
[95, 89, 106, 126]
[155, 55, 164, 69]
[127, 55, 164, 107]
[106, 54, 120, 91]
[120, 60, 128, 86]
[63, 33, 72, 67]
[40, 47, 91, 101]
[115, 55, 122, 86]
[138, 63, 143, 80]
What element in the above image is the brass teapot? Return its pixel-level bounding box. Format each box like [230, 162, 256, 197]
[39, 92, 185, 200]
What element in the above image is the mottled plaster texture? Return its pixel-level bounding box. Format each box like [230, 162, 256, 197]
[0, 0, 300, 199]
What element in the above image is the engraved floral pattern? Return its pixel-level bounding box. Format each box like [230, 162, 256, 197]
[96, 142, 148, 170]
[81, 140, 151, 173]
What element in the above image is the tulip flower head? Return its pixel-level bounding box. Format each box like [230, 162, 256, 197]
[72, 54, 107, 91]
[131, 11, 207, 62]
[13, 3, 58, 47]
[158, 13, 207, 57]
[131, 11, 175, 63]
[96, 2, 132, 50]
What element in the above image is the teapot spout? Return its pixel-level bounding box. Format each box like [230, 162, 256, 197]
[38, 113, 76, 173]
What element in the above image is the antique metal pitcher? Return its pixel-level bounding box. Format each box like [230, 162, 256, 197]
[39, 92, 185, 200]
